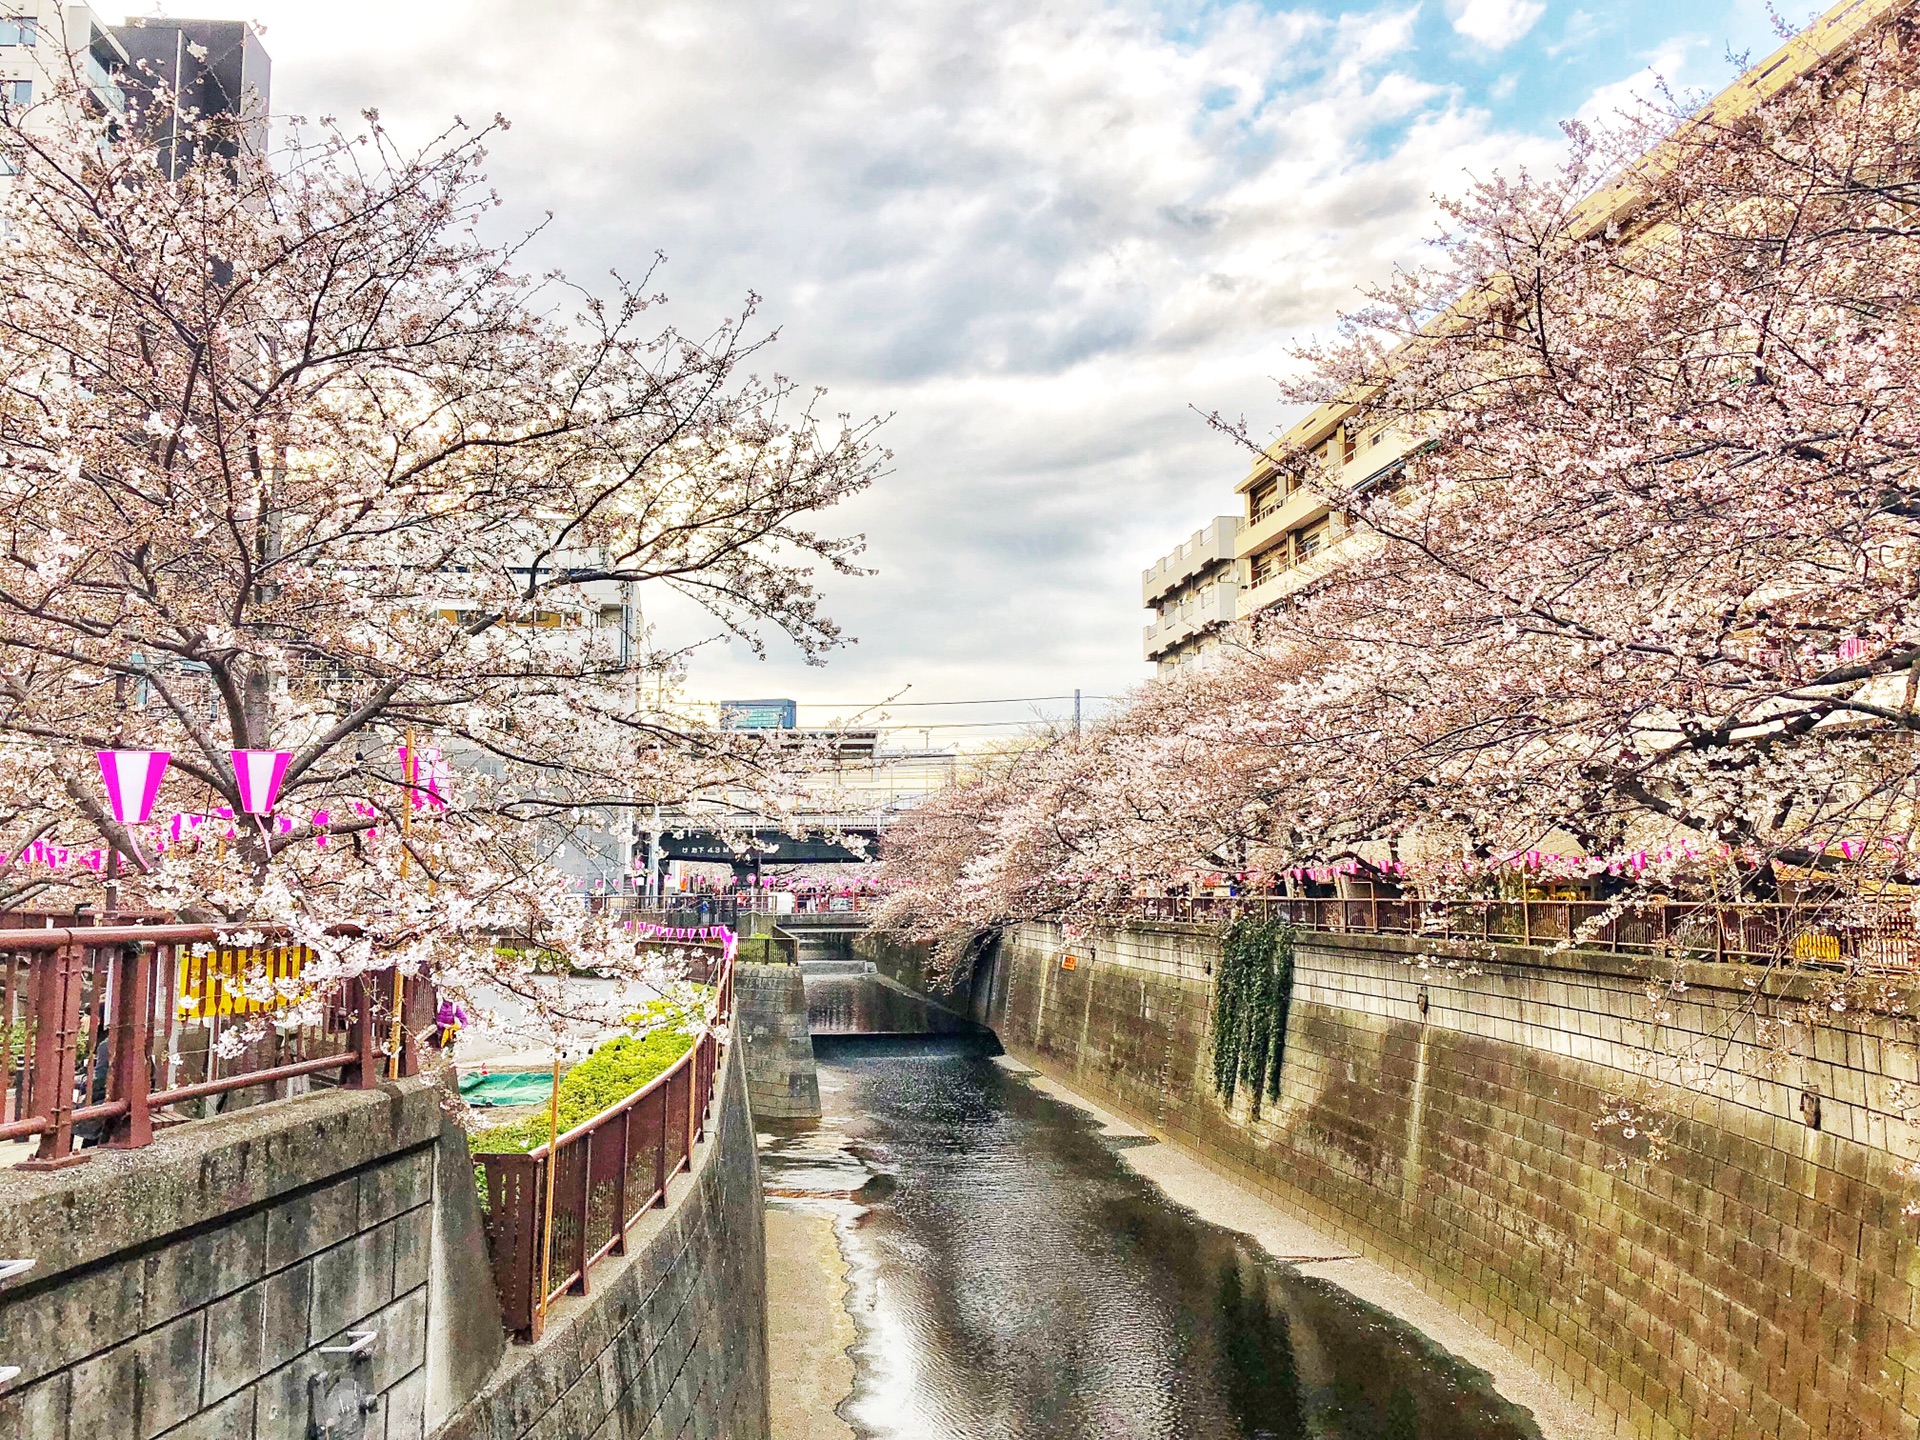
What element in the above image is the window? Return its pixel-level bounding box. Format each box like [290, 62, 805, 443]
[0, 17, 35, 46]
[0, 79, 30, 107]
[1341, 429, 1356, 465]
[1247, 476, 1277, 520]
[1292, 518, 1329, 562]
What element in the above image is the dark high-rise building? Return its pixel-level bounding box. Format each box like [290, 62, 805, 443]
[109, 18, 269, 175]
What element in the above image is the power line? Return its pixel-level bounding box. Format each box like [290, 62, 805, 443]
[790, 694, 1113, 709]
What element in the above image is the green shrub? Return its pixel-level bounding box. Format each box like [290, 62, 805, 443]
[467, 993, 706, 1156]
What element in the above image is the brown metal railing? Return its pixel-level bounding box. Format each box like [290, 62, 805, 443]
[0, 923, 428, 1169]
[475, 951, 734, 1343]
[1125, 895, 1920, 968]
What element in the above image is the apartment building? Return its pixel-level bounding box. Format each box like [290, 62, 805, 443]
[0, 5, 129, 149]
[1227, 0, 1903, 626]
[1142, 516, 1243, 671]
[1232, 416, 1409, 617]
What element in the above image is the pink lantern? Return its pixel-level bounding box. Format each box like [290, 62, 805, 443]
[97, 749, 171, 825]
[231, 749, 293, 816]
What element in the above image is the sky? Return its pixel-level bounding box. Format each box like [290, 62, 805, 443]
[192, 0, 1807, 739]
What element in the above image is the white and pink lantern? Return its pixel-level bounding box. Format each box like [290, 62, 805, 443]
[398, 743, 449, 810]
[96, 749, 171, 825]
[230, 749, 293, 816]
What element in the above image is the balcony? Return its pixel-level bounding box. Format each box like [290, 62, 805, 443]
[1143, 517, 1239, 606]
[1237, 487, 1327, 565]
[1143, 578, 1239, 661]
[1242, 525, 1381, 615]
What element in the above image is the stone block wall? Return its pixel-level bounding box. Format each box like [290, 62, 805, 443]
[436, 1041, 770, 1440]
[0, 1079, 501, 1440]
[0, 1038, 770, 1440]
[992, 920, 1920, 1440]
[735, 963, 821, 1120]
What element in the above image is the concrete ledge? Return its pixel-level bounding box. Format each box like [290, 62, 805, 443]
[0, 1078, 442, 1281]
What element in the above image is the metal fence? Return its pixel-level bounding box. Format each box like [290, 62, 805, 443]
[475, 948, 734, 1343]
[1126, 895, 1920, 968]
[0, 923, 427, 1169]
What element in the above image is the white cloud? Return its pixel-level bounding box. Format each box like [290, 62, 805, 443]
[243, 0, 1561, 704]
[1445, 0, 1547, 50]
[1576, 39, 1695, 124]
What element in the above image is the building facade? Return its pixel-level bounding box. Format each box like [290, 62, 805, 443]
[1225, 0, 1902, 629]
[1142, 515, 1242, 671]
[110, 16, 270, 172]
[0, 5, 129, 152]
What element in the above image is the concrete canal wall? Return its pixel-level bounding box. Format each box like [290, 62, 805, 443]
[0, 1076, 502, 1440]
[987, 920, 1920, 1440]
[439, 1042, 770, 1440]
[735, 960, 821, 1119]
[0, 1048, 770, 1440]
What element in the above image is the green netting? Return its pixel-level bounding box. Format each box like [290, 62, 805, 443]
[458, 1069, 558, 1108]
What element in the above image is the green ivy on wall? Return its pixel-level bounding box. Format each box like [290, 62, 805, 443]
[1211, 917, 1295, 1118]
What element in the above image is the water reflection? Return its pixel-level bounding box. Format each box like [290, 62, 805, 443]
[761, 1038, 1541, 1440]
[805, 973, 977, 1036]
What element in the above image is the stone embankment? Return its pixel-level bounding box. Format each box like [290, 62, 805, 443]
[736, 961, 822, 1120]
[0, 1046, 769, 1440]
[976, 920, 1919, 1440]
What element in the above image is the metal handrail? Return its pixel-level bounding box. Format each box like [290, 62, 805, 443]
[475, 949, 734, 1343]
[0, 922, 422, 1169]
[1118, 895, 1920, 967]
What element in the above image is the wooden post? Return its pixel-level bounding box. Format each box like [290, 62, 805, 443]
[387, 970, 405, 1081]
[537, 1050, 562, 1334]
[105, 943, 153, 1149]
[400, 727, 414, 881]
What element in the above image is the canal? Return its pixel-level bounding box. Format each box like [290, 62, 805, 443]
[763, 977, 1544, 1440]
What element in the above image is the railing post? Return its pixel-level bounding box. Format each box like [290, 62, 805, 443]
[572, 1131, 593, 1295]
[344, 973, 379, 1089]
[612, 1104, 631, 1254]
[104, 942, 153, 1150]
[653, 1085, 669, 1207]
[22, 942, 88, 1170]
[687, 1040, 699, 1150]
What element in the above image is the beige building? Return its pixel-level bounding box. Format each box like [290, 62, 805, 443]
[1232, 417, 1408, 617]
[1141, 516, 1242, 671]
[1223, 0, 1904, 628]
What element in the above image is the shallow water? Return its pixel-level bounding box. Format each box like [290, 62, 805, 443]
[763, 1009, 1544, 1440]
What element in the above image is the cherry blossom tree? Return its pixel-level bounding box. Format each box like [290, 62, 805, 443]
[0, 58, 885, 1018]
[881, 15, 1920, 976]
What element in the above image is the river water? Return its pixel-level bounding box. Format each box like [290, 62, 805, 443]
[762, 979, 1544, 1440]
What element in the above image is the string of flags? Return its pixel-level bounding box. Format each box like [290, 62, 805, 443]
[627, 919, 739, 963]
[0, 742, 452, 871]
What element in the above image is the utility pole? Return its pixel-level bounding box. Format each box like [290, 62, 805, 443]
[1073, 688, 1081, 739]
